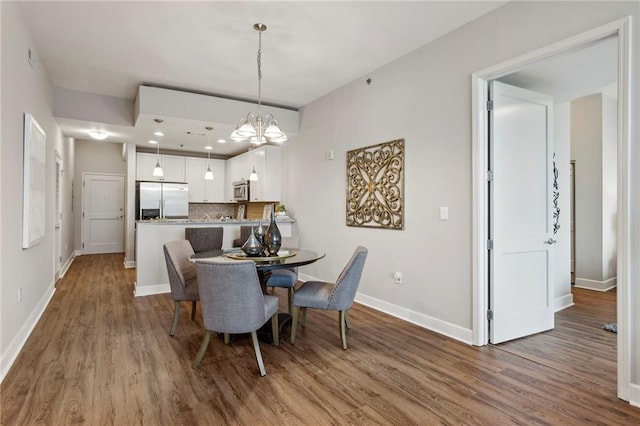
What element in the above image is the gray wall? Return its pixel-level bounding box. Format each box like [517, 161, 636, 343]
[0, 2, 74, 377]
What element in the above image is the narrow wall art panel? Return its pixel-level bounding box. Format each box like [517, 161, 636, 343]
[346, 139, 404, 230]
[23, 113, 47, 248]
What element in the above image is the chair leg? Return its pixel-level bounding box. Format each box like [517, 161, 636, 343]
[271, 314, 279, 346]
[169, 301, 180, 336]
[345, 309, 351, 329]
[251, 331, 267, 377]
[287, 288, 294, 314]
[290, 306, 299, 344]
[192, 330, 212, 368]
[223, 333, 230, 345]
[339, 311, 348, 350]
[301, 307, 307, 327]
[191, 301, 197, 321]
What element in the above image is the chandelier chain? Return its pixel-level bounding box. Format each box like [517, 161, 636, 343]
[257, 29, 262, 111]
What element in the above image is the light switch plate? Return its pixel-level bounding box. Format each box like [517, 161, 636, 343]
[440, 207, 448, 220]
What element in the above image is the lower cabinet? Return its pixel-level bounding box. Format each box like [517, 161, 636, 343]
[185, 157, 226, 202]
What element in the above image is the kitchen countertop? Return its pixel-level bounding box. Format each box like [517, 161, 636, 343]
[136, 218, 295, 224]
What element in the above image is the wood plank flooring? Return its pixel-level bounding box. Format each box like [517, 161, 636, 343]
[2, 254, 639, 425]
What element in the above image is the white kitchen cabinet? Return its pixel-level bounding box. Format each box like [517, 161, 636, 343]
[227, 146, 282, 202]
[225, 153, 252, 201]
[249, 145, 282, 201]
[136, 152, 186, 182]
[185, 157, 226, 202]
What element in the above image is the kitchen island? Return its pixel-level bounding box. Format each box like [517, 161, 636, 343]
[134, 219, 294, 296]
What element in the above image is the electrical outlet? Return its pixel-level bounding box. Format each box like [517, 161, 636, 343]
[394, 272, 403, 284]
[19, 287, 23, 303]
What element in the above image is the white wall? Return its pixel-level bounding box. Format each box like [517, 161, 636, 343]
[73, 139, 126, 251]
[282, 0, 639, 393]
[571, 93, 617, 289]
[0, 2, 74, 380]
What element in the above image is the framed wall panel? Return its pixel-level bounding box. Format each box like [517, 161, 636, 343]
[23, 113, 47, 248]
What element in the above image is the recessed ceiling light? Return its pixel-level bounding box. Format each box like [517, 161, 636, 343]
[88, 130, 109, 140]
[148, 140, 158, 144]
[204, 146, 213, 150]
[154, 131, 164, 137]
[217, 139, 227, 144]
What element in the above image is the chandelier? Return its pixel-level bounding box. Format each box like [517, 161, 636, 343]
[230, 23, 288, 145]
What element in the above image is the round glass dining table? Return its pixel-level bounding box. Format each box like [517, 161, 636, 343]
[189, 248, 326, 293]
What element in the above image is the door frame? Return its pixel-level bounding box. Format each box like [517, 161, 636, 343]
[471, 17, 631, 401]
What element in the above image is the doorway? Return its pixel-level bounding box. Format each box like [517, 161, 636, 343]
[472, 18, 631, 400]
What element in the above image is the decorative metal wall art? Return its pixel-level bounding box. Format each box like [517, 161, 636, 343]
[552, 153, 560, 234]
[346, 139, 404, 230]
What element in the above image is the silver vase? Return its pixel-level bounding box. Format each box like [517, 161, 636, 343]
[241, 226, 263, 257]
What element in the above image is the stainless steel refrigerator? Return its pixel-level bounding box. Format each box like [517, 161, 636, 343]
[136, 182, 189, 220]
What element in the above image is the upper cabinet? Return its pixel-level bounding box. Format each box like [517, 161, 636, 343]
[136, 152, 186, 182]
[185, 157, 226, 203]
[225, 146, 281, 202]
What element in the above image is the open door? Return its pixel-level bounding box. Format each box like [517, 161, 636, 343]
[489, 81, 554, 344]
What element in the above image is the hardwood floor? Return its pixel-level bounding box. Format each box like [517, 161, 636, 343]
[2, 254, 638, 424]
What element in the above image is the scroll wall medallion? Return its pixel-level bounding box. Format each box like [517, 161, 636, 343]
[346, 139, 404, 230]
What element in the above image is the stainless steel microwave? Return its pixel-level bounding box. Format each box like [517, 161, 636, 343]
[233, 180, 249, 202]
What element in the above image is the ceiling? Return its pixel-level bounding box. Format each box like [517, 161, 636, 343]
[17, 2, 616, 158]
[17, 1, 507, 157]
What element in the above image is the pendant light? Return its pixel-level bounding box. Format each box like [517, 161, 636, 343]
[249, 165, 258, 181]
[152, 119, 164, 178]
[204, 126, 214, 180]
[230, 23, 288, 145]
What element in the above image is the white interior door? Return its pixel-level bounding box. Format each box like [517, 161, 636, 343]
[489, 81, 554, 344]
[54, 153, 63, 275]
[82, 173, 125, 254]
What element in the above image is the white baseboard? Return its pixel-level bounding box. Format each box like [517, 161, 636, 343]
[298, 272, 473, 344]
[57, 251, 77, 279]
[0, 280, 56, 383]
[630, 383, 640, 408]
[123, 258, 136, 269]
[133, 282, 170, 297]
[554, 293, 574, 312]
[355, 293, 473, 344]
[574, 276, 617, 291]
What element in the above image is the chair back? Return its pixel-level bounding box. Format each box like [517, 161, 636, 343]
[195, 260, 268, 334]
[327, 246, 368, 311]
[163, 240, 197, 301]
[185, 227, 223, 253]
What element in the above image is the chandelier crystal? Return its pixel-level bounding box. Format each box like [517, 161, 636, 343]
[230, 23, 288, 145]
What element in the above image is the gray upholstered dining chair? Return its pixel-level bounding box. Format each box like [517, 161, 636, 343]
[290, 246, 368, 350]
[192, 260, 279, 376]
[163, 240, 199, 336]
[266, 236, 300, 313]
[185, 227, 223, 253]
[232, 225, 253, 248]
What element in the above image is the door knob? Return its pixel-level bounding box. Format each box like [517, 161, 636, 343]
[544, 238, 557, 245]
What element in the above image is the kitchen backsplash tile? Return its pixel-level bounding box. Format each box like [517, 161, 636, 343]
[189, 203, 235, 221]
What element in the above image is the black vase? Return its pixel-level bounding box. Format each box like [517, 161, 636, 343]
[241, 226, 263, 257]
[264, 206, 281, 256]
